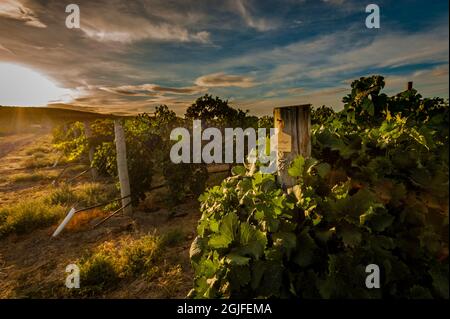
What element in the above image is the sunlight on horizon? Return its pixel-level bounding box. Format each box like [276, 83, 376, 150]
[0, 63, 74, 107]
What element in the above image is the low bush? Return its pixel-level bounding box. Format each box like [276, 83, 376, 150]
[48, 184, 77, 205]
[77, 234, 163, 294]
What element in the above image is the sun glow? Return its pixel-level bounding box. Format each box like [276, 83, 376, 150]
[0, 63, 74, 106]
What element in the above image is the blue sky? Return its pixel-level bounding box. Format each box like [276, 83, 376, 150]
[0, 0, 448, 115]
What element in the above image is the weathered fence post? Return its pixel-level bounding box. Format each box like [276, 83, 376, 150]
[407, 81, 413, 91]
[84, 121, 98, 180]
[274, 104, 311, 189]
[114, 119, 132, 215]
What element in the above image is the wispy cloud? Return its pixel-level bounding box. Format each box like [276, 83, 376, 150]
[240, 86, 349, 115]
[321, 0, 346, 5]
[0, 0, 46, 28]
[100, 84, 206, 96]
[77, 1, 211, 44]
[233, 0, 278, 31]
[213, 22, 448, 85]
[81, 21, 211, 44]
[195, 72, 256, 88]
[383, 65, 450, 96]
[263, 87, 304, 98]
[0, 43, 14, 55]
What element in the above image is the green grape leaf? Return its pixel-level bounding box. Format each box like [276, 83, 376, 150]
[288, 156, 305, 177]
[273, 232, 297, 258]
[360, 206, 394, 232]
[189, 236, 205, 262]
[338, 223, 362, 248]
[429, 264, 449, 299]
[226, 253, 250, 266]
[236, 222, 267, 259]
[208, 212, 239, 249]
[231, 165, 246, 176]
[315, 162, 331, 178]
[250, 260, 266, 291]
[293, 230, 317, 267]
[229, 266, 251, 287]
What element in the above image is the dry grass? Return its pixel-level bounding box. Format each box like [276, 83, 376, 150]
[47, 184, 77, 205]
[156, 264, 185, 297]
[25, 146, 51, 155]
[10, 171, 57, 183]
[47, 182, 118, 208]
[22, 143, 59, 169]
[32, 151, 47, 159]
[65, 164, 90, 174]
[74, 234, 163, 295]
[0, 199, 65, 238]
[75, 182, 118, 207]
[23, 156, 53, 169]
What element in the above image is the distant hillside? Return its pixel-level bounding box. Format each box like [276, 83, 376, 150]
[0, 106, 117, 135]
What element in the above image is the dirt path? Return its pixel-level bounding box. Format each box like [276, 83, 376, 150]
[0, 132, 46, 159]
[0, 133, 57, 207]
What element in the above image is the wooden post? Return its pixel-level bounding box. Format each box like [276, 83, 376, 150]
[274, 104, 311, 189]
[114, 119, 132, 215]
[84, 121, 98, 180]
[407, 81, 413, 91]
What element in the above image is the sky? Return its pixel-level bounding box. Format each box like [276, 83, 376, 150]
[0, 0, 448, 116]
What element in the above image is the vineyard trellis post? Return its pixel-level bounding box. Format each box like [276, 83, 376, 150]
[274, 104, 311, 189]
[84, 120, 98, 180]
[114, 119, 133, 215]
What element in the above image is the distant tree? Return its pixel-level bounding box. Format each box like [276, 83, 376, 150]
[311, 105, 335, 125]
[153, 105, 177, 127]
[185, 94, 233, 121]
[185, 94, 253, 128]
[257, 115, 274, 130]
